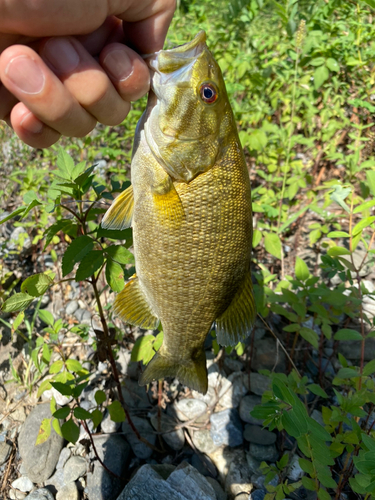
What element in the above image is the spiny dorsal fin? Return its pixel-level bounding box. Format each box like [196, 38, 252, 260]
[152, 175, 184, 227]
[101, 185, 134, 230]
[113, 274, 159, 330]
[139, 348, 208, 394]
[215, 271, 256, 347]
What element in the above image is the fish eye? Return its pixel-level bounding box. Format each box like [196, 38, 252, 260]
[199, 82, 218, 104]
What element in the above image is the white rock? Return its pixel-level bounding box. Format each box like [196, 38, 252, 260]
[11, 476, 34, 492]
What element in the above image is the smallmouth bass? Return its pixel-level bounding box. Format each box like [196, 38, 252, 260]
[102, 31, 256, 394]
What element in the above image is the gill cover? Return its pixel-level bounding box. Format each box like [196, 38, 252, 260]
[145, 31, 233, 183]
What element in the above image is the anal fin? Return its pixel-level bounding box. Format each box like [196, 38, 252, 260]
[101, 185, 134, 230]
[215, 271, 256, 347]
[113, 274, 159, 330]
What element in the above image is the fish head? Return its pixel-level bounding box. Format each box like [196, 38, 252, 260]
[144, 31, 234, 182]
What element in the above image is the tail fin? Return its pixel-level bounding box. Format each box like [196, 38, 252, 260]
[139, 350, 208, 394]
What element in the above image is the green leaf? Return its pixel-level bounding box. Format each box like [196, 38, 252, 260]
[336, 367, 359, 379]
[52, 418, 63, 437]
[131, 335, 156, 363]
[353, 199, 375, 214]
[74, 407, 92, 420]
[252, 229, 262, 248]
[327, 231, 350, 238]
[75, 251, 105, 281]
[12, 311, 25, 331]
[366, 171, 375, 197]
[50, 381, 73, 396]
[35, 418, 52, 445]
[330, 185, 351, 213]
[318, 488, 332, 500]
[314, 65, 329, 90]
[310, 57, 326, 66]
[53, 407, 71, 419]
[105, 259, 125, 292]
[0, 207, 26, 225]
[61, 418, 80, 444]
[106, 246, 134, 265]
[245, 129, 268, 151]
[56, 148, 75, 179]
[96, 226, 133, 242]
[65, 359, 83, 373]
[38, 309, 55, 326]
[302, 476, 318, 491]
[363, 359, 375, 376]
[91, 409, 104, 429]
[264, 232, 282, 259]
[153, 332, 164, 351]
[363, 0, 375, 9]
[62, 236, 94, 277]
[334, 329, 362, 341]
[1, 292, 34, 313]
[299, 458, 314, 475]
[327, 246, 351, 256]
[43, 220, 75, 249]
[352, 217, 375, 236]
[42, 343, 51, 363]
[300, 327, 319, 349]
[308, 417, 332, 442]
[108, 401, 126, 423]
[94, 390, 106, 405]
[295, 257, 309, 281]
[307, 384, 328, 398]
[21, 273, 53, 297]
[37, 380, 52, 398]
[49, 360, 64, 374]
[326, 58, 339, 72]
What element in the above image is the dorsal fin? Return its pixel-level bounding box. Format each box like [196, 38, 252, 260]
[101, 185, 134, 230]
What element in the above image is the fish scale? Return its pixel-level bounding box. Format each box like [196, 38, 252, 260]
[102, 31, 256, 394]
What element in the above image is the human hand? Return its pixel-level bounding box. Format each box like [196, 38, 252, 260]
[0, 0, 175, 148]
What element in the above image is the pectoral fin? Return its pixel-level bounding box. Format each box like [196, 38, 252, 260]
[101, 185, 134, 230]
[151, 173, 184, 226]
[215, 271, 256, 346]
[113, 274, 159, 330]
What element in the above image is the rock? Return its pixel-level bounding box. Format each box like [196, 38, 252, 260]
[192, 429, 219, 455]
[65, 300, 79, 316]
[18, 403, 64, 483]
[210, 409, 243, 447]
[218, 372, 247, 409]
[9, 490, 27, 500]
[44, 467, 65, 491]
[87, 434, 129, 500]
[249, 443, 279, 462]
[192, 385, 216, 406]
[287, 454, 304, 482]
[205, 477, 227, 500]
[289, 485, 317, 500]
[243, 425, 276, 445]
[224, 451, 253, 498]
[56, 447, 71, 470]
[224, 357, 243, 373]
[11, 477, 34, 492]
[243, 373, 271, 396]
[174, 399, 207, 422]
[24, 489, 55, 500]
[63, 456, 87, 482]
[43, 386, 73, 406]
[122, 416, 155, 459]
[249, 490, 266, 500]
[116, 350, 139, 380]
[117, 462, 216, 500]
[239, 395, 263, 424]
[338, 337, 375, 361]
[251, 338, 286, 372]
[209, 448, 244, 482]
[0, 439, 11, 465]
[101, 410, 121, 434]
[246, 453, 262, 474]
[56, 482, 79, 500]
[122, 379, 151, 409]
[191, 453, 217, 477]
[251, 473, 278, 489]
[150, 412, 185, 451]
[150, 463, 176, 479]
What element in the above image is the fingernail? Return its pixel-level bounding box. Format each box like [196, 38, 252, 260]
[20, 112, 43, 134]
[103, 49, 133, 81]
[43, 38, 80, 74]
[5, 56, 45, 94]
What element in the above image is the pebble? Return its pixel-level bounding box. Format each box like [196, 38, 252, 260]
[251, 338, 286, 372]
[122, 416, 156, 459]
[191, 453, 217, 478]
[116, 349, 139, 379]
[63, 456, 87, 482]
[9, 491, 27, 500]
[174, 399, 207, 421]
[224, 357, 243, 373]
[0, 439, 11, 465]
[56, 481, 80, 500]
[18, 403, 64, 483]
[192, 385, 216, 406]
[150, 412, 185, 451]
[243, 425, 276, 445]
[289, 485, 317, 500]
[86, 434, 129, 500]
[122, 379, 151, 409]
[43, 386, 72, 406]
[151, 463, 176, 479]
[45, 467, 65, 491]
[224, 451, 253, 498]
[11, 477, 34, 492]
[205, 477, 227, 500]
[287, 454, 304, 481]
[249, 490, 266, 500]
[246, 453, 262, 474]
[167, 462, 217, 499]
[218, 372, 248, 409]
[100, 410, 121, 434]
[239, 395, 263, 424]
[24, 489, 55, 500]
[251, 473, 278, 489]
[192, 429, 219, 455]
[243, 373, 271, 396]
[65, 300, 79, 316]
[249, 443, 279, 462]
[210, 409, 243, 447]
[56, 447, 71, 470]
[209, 448, 244, 482]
